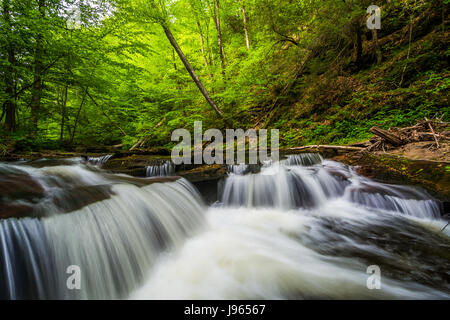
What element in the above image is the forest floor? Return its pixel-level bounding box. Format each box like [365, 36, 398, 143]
[383, 141, 450, 162]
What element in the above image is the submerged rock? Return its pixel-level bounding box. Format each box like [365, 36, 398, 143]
[0, 169, 45, 202]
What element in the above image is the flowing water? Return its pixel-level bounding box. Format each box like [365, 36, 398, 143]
[145, 161, 175, 177]
[85, 155, 112, 166]
[0, 155, 449, 299]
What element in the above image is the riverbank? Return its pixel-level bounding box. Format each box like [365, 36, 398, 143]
[1, 144, 448, 205]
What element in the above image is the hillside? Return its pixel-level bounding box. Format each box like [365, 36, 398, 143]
[0, 0, 448, 152]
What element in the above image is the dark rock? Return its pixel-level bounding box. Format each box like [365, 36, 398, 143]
[103, 155, 171, 175]
[177, 164, 227, 183]
[0, 171, 45, 201]
[0, 203, 33, 219]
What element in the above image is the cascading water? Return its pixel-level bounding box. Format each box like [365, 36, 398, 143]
[283, 153, 323, 166]
[85, 155, 112, 167]
[145, 161, 175, 177]
[227, 164, 249, 175]
[133, 154, 449, 299]
[0, 160, 204, 299]
[221, 155, 441, 218]
[1, 154, 449, 300]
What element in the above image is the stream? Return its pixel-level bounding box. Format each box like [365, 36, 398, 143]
[0, 154, 449, 299]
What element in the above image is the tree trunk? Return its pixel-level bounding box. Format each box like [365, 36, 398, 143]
[3, 46, 16, 132]
[30, 0, 45, 135]
[162, 24, 224, 117]
[289, 145, 364, 152]
[242, 2, 250, 50]
[372, 28, 382, 64]
[196, 20, 213, 79]
[85, 89, 128, 136]
[197, 20, 209, 67]
[71, 90, 87, 143]
[172, 48, 177, 70]
[0, 105, 5, 123]
[212, 0, 226, 78]
[2, 0, 17, 132]
[355, 25, 362, 67]
[205, 20, 214, 66]
[60, 85, 68, 141]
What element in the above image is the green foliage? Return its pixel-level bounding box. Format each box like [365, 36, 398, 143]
[0, 0, 448, 151]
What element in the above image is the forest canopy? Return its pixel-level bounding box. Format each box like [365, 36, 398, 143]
[0, 0, 448, 151]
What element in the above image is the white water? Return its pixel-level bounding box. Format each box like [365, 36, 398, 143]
[145, 161, 175, 177]
[1, 154, 449, 299]
[85, 155, 112, 166]
[0, 161, 204, 299]
[132, 155, 449, 299]
[132, 206, 448, 299]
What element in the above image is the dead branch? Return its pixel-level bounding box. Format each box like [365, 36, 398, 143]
[366, 118, 449, 152]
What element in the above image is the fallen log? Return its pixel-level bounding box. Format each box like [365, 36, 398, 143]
[348, 141, 371, 148]
[129, 136, 146, 151]
[369, 126, 404, 146]
[289, 145, 364, 152]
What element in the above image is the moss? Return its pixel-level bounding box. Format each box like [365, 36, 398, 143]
[336, 152, 450, 201]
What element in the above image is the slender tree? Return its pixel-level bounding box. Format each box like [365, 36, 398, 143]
[30, 0, 46, 135]
[242, 1, 250, 50]
[1, 0, 17, 132]
[209, 0, 226, 77]
[130, 0, 224, 117]
[189, 0, 214, 79]
[372, 28, 382, 64]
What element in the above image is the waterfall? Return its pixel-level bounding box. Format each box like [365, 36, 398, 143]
[221, 154, 441, 219]
[1, 153, 449, 300]
[227, 164, 249, 175]
[0, 162, 205, 299]
[0, 218, 56, 300]
[145, 161, 175, 177]
[85, 155, 112, 166]
[132, 154, 449, 300]
[283, 153, 323, 166]
[131, 206, 449, 300]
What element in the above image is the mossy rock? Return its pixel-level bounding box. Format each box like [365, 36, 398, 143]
[335, 151, 449, 201]
[177, 164, 228, 183]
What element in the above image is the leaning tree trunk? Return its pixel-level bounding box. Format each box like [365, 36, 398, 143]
[162, 24, 224, 117]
